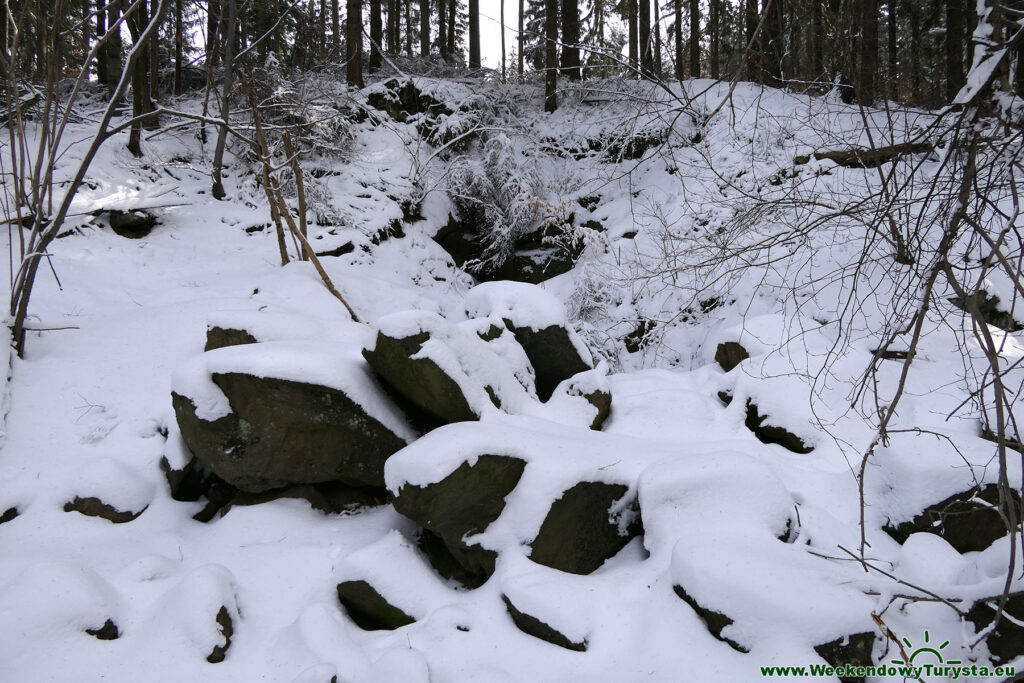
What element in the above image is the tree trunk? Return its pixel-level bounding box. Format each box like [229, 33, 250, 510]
[688, 0, 698, 77]
[447, 0, 456, 57]
[653, 0, 662, 78]
[561, 0, 580, 79]
[887, 0, 897, 98]
[347, 0, 364, 85]
[388, 0, 399, 52]
[518, 0, 524, 74]
[404, 0, 412, 56]
[107, 0, 124, 99]
[674, 0, 683, 79]
[96, 0, 108, 86]
[709, 0, 719, 79]
[639, 0, 652, 77]
[212, 0, 236, 199]
[909, 1, 920, 102]
[421, 0, 430, 56]
[761, 0, 783, 86]
[150, 0, 160, 101]
[545, 0, 558, 111]
[469, 0, 481, 67]
[174, 0, 184, 93]
[127, 0, 159, 156]
[856, 0, 878, 105]
[500, 0, 506, 78]
[809, 0, 821, 82]
[371, 0, 384, 68]
[628, 0, 638, 72]
[439, 0, 449, 59]
[944, 0, 965, 101]
[332, 0, 340, 53]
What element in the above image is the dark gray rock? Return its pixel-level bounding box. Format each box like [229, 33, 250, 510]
[884, 484, 1020, 553]
[204, 326, 258, 351]
[63, 496, 146, 523]
[503, 595, 587, 651]
[510, 324, 592, 402]
[336, 580, 417, 631]
[530, 482, 637, 575]
[363, 330, 484, 424]
[814, 633, 875, 683]
[172, 372, 408, 493]
[744, 400, 814, 454]
[206, 606, 233, 663]
[85, 619, 120, 641]
[673, 585, 748, 653]
[108, 209, 157, 239]
[967, 592, 1024, 664]
[0, 507, 17, 525]
[715, 342, 750, 372]
[392, 455, 527, 580]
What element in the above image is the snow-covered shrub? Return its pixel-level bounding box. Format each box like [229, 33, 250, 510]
[447, 134, 545, 273]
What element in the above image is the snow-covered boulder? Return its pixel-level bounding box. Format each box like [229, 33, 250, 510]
[464, 282, 594, 401]
[884, 483, 1019, 553]
[171, 342, 415, 493]
[362, 310, 534, 424]
[387, 416, 646, 582]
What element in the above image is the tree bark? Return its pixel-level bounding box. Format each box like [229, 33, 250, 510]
[688, 0, 698, 77]
[674, 0, 683, 79]
[856, 0, 878, 105]
[388, 0, 399, 52]
[371, 0, 384, 68]
[174, 0, 184, 93]
[809, 0, 821, 81]
[545, 0, 558, 111]
[97, 0, 109, 86]
[439, 0, 448, 58]
[447, 0, 456, 57]
[887, 0, 897, 98]
[518, 0, 524, 74]
[639, 0, 652, 77]
[500, 0, 506, 78]
[709, 0, 719, 79]
[561, 0, 580, 79]
[212, 0, 236, 199]
[107, 0, 124, 99]
[944, 0, 965, 101]
[333, 0, 341, 53]
[405, 0, 413, 56]
[653, 0, 662, 78]
[628, 0, 638, 72]
[421, 0, 430, 56]
[469, 0, 481, 67]
[909, 0, 920, 102]
[761, 0, 783, 86]
[150, 0, 160, 101]
[347, 0, 364, 85]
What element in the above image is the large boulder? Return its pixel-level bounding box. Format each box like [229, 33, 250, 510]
[529, 482, 637, 574]
[884, 484, 1020, 553]
[392, 454, 527, 579]
[171, 342, 414, 493]
[387, 416, 647, 582]
[464, 282, 594, 401]
[362, 311, 534, 424]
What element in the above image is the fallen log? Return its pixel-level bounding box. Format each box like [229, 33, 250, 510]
[794, 142, 934, 168]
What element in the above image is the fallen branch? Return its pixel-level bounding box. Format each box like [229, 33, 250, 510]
[794, 142, 934, 168]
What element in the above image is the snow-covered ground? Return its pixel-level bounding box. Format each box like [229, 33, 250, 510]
[0, 77, 1021, 681]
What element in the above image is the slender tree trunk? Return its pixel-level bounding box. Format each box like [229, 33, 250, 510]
[332, 0, 340, 53]
[709, 0, 719, 79]
[439, 0, 449, 58]
[174, 0, 184, 93]
[561, 0, 580, 79]
[545, 0, 558, 110]
[108, 0, 124, 99]
[887, 0, 897, 98]
[628, 0, 638, 72]
[469, 0, 480, 66]
[761, 0, 783, 86]
[809, 0, 821, 82]
[212, 0, 236, 199]
[857, 0, 877, 104]
[405, 0, 413, 56]
[447, 0, 456, 57]
[639, 0, 652, 77]
[347, 0, 364, 85]
[674, 0, 683, 79]
[944, 0, 965, 101]
[500, 0, 506, 78]
[96, 0, 109, 86]
[653, 0, 661, 78]
[207, 0, 221, 67]
[909, 1, 920, 102]
[388, 0, 399, 52]
[150, 0, 160, 101]
[518, 0, 524, 74]
[371, 0, 384, 67]
[421, 0, 430, 56]
[688, 0, 698, 77]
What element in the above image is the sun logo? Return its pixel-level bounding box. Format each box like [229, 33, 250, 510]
[891, 630, 962, 666]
